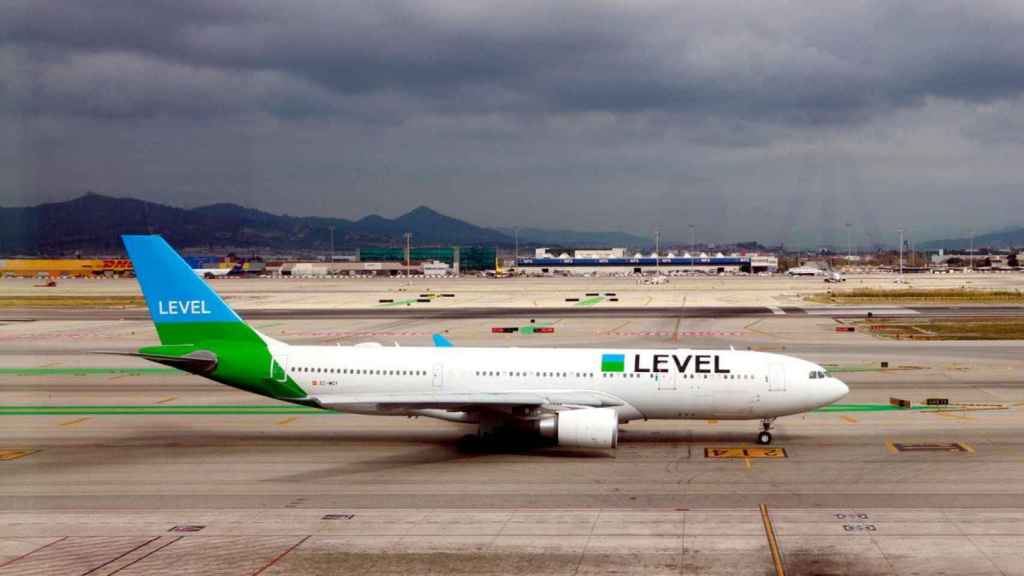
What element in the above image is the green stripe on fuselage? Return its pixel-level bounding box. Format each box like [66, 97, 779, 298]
[148, 321, 306, 400]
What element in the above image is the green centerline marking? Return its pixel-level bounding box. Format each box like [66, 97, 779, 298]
[575, 296, 605, 307]
[0, 368, 178, 376]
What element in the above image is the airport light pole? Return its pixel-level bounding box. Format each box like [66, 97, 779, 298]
[404, 232, 412, 279]
[845, 222, 852, 265]
[969, 229, 975, 270]
[689, 224, 695, 252]
[329, 226, 335, 261]
[898, 228, 904, 278]
[513, 228, 519, 271]
[655, 229, 660, 273]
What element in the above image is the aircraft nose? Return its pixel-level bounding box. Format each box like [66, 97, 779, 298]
[828, 378, 850, 403]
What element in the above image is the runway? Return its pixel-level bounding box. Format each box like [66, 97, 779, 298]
[3, 302, 1024, 573]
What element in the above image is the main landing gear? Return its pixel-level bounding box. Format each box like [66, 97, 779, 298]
[756, 418, 775, 445]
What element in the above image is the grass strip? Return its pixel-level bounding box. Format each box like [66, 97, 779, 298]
[808, 288, 1024, 305]
[0, 296, 146, 308]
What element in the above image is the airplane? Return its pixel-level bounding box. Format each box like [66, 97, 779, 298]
[786, 266, 829, 277]
[119, 235, 849, 448]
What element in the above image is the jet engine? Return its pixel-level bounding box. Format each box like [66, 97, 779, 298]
[537, 407, 619, 448]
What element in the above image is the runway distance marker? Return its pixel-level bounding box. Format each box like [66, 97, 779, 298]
[0, 449, 38, 461]
[705, 447, 787, 459]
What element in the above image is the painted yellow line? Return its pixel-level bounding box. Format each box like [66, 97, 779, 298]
[59, 417, 91, 427]
[706, 419, 719, 424]
[840, 415, 858, 424]
[760, 504, 786, 576]
[885, 441, 898, 454]
[108, 374, 130, 381]
[959, 442, 976, 454]
[744, 458, 752, 470]
[933, 411, 974, 421]
[156, 396, 177, 405]
[0, 449, 38, 461]
[276, 416, 299, 426]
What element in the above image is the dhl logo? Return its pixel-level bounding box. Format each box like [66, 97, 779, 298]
[101, 260, 133, 269]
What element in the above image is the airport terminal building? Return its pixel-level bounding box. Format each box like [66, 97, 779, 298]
[514, 248, 777, 275]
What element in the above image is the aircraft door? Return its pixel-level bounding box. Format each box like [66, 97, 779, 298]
[432, 363, 444, 390]
[270, 354, 288, 383]
[768, 363, 786, 392]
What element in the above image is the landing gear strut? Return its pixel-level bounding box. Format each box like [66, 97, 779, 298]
[757, 418, 775, 445]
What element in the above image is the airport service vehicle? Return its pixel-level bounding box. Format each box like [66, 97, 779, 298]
[120, 235, 848, 448]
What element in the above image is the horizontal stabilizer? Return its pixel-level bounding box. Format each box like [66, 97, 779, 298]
[95, 349, 218, 375]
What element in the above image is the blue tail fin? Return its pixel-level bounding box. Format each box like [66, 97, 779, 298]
[122, 235, 255, 345]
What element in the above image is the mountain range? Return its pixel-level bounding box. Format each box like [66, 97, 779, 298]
[919, 227, 1024, 251]
[0, 193, 648, 255]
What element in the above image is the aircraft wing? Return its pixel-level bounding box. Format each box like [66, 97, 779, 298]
[311, 390, 624, 412]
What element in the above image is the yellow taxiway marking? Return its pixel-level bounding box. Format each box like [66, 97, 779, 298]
[706, 419, 719, 424]
[0, 449, 38, 461]
[276, 416, 299, 427]
[959, 442, 976, 454]
[760, 504, 786, 576]
[156, 396, 177, 404]
[744, 458, 752, 470]
[932, 411, 974, 421]
[59, 417, 91, 428]
[108, 374, 130, 381]
[840, 415, 858, 424]
[706, 447, 787, 459]
[885, 441, 898, 454]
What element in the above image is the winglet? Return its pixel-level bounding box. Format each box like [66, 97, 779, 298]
[432, 333, 453, 347]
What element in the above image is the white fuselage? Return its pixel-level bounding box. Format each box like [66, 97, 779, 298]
[278, 345, 848, 421]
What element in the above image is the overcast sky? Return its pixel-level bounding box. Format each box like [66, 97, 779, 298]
[3, 1, 1024, 247]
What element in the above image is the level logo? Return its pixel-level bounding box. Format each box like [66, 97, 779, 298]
[601, 353, 625, 372]
[157, 299, 212, 316]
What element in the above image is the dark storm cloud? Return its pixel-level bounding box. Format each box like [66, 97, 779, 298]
[6, 1, 1024, 121]
[3, 1, 1024, 246]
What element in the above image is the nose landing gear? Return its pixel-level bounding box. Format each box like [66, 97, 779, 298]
[756, 418, 775, 445]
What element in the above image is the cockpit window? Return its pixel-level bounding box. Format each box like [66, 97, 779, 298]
[809, 370, 829, 379]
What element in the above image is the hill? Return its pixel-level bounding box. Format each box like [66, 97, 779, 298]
[919, 227, 1024, 251]
[0, 194, 510, 254]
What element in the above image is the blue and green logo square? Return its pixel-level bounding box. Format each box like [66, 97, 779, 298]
[601, 353, 625, 372]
